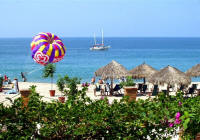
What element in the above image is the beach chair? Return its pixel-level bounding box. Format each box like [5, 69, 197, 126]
[95, 85, 101, 91]
[179, 85, 185, 91]
[151, 85, 159, 96]
[142, 84, 147, 94]
[4, 78, 19, 94]
[4, 89, 18, 94]
[185, 87, 195, 97]
[162, 90, 167, 95]
[192, 84, 197, 90]
[113, 84, 122, 95]
[94, 84, 103, 96]
[185, 84, 199, 97]
[137, 84, 143, 93]
[178, 85, 189, 94]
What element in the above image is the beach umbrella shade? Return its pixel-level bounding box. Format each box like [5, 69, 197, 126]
[95, 60, 130, 94]
[186, 64, 200, 77]
[147, 65, 191, 93]
[31, 32, 67, 65]
[129, 63, 158, 84]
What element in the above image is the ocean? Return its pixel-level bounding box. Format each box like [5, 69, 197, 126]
[0, 37, 200, 83]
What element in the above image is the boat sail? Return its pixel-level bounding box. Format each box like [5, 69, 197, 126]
[90, 29, 111, 51]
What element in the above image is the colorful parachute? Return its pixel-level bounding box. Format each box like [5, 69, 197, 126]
[31, 32, 66, 65]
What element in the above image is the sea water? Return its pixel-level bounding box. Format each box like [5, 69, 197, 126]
[0, 37, 200, 83]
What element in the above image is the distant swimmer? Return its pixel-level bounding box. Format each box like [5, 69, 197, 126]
[21, 72, 27, 82]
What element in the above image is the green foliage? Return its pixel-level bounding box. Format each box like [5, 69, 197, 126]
[0, 82, 199, 139]
[42, 63, 56, 78]
[0, 76, 3, 88]
[42, 63, 56, 90]
[120, 76, 135, 87]
[56, 75, 81, 96]
[56, 76, 65, 92]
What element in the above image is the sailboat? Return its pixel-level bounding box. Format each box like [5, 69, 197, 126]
[90, 29, 111, 51]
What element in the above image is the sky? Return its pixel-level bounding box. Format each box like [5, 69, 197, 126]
[0, 0, 200, 37]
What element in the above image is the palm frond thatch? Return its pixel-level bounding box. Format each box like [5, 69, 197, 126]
[148, 65, 191, 86]
[186, 64, 200, 77]
[129, 63, 158, 79]
[95, 60, 129, 80]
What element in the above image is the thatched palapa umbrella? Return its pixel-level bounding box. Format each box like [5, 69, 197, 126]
[129, 63, 158, 84]
[186, 64, 200, 77]
[148, 65, 191, 93]
[95, 60, 129, 95]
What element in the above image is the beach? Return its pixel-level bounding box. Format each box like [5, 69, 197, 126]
[0, 81, 151, 105]
[1, 81, 199, 106]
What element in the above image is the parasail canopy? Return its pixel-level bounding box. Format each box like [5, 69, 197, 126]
[31, 32, 66, 65]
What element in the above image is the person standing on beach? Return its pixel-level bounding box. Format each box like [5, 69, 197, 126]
[21, 72, 27, 82]
[4, 75, 8, 85]
[12, 78, 19, 92]
[4, 75, 8, 82]
[91, 77, 95, 85]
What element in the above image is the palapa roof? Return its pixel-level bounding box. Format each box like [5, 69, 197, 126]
[95, 60, 129, 80]
[186, 64, 200, 77]
[147, 65, 191, 86]
[129, 63, 158, 79]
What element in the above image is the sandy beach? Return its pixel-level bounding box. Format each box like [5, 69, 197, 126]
[0, 82, 151, 105]
[1, 81, 199, 106]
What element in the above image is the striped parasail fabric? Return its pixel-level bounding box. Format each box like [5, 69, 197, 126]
[31, 32, 66, 65]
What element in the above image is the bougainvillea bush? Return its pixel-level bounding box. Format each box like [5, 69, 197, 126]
[0, 78, 199, 139]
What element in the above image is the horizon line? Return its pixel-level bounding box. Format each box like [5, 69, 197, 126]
[0, 36, 200, 38]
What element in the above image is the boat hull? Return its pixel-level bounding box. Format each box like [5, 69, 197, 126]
[90, 46, 110, 51]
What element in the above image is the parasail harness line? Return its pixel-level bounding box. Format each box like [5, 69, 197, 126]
[26, 67, 43, 75]
[19, 67, 43, 82]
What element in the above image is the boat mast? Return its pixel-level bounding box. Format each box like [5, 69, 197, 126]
[94, 33, 97, 45]
[101, 28, 104, 45]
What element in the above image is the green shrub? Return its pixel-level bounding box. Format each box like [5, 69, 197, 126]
[0, 76, 3, 88]
[119, 76, 135, 87]
[56, 75, 81, 96]
[43, 63, 56, 90]
[0, 79, 199, 139]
